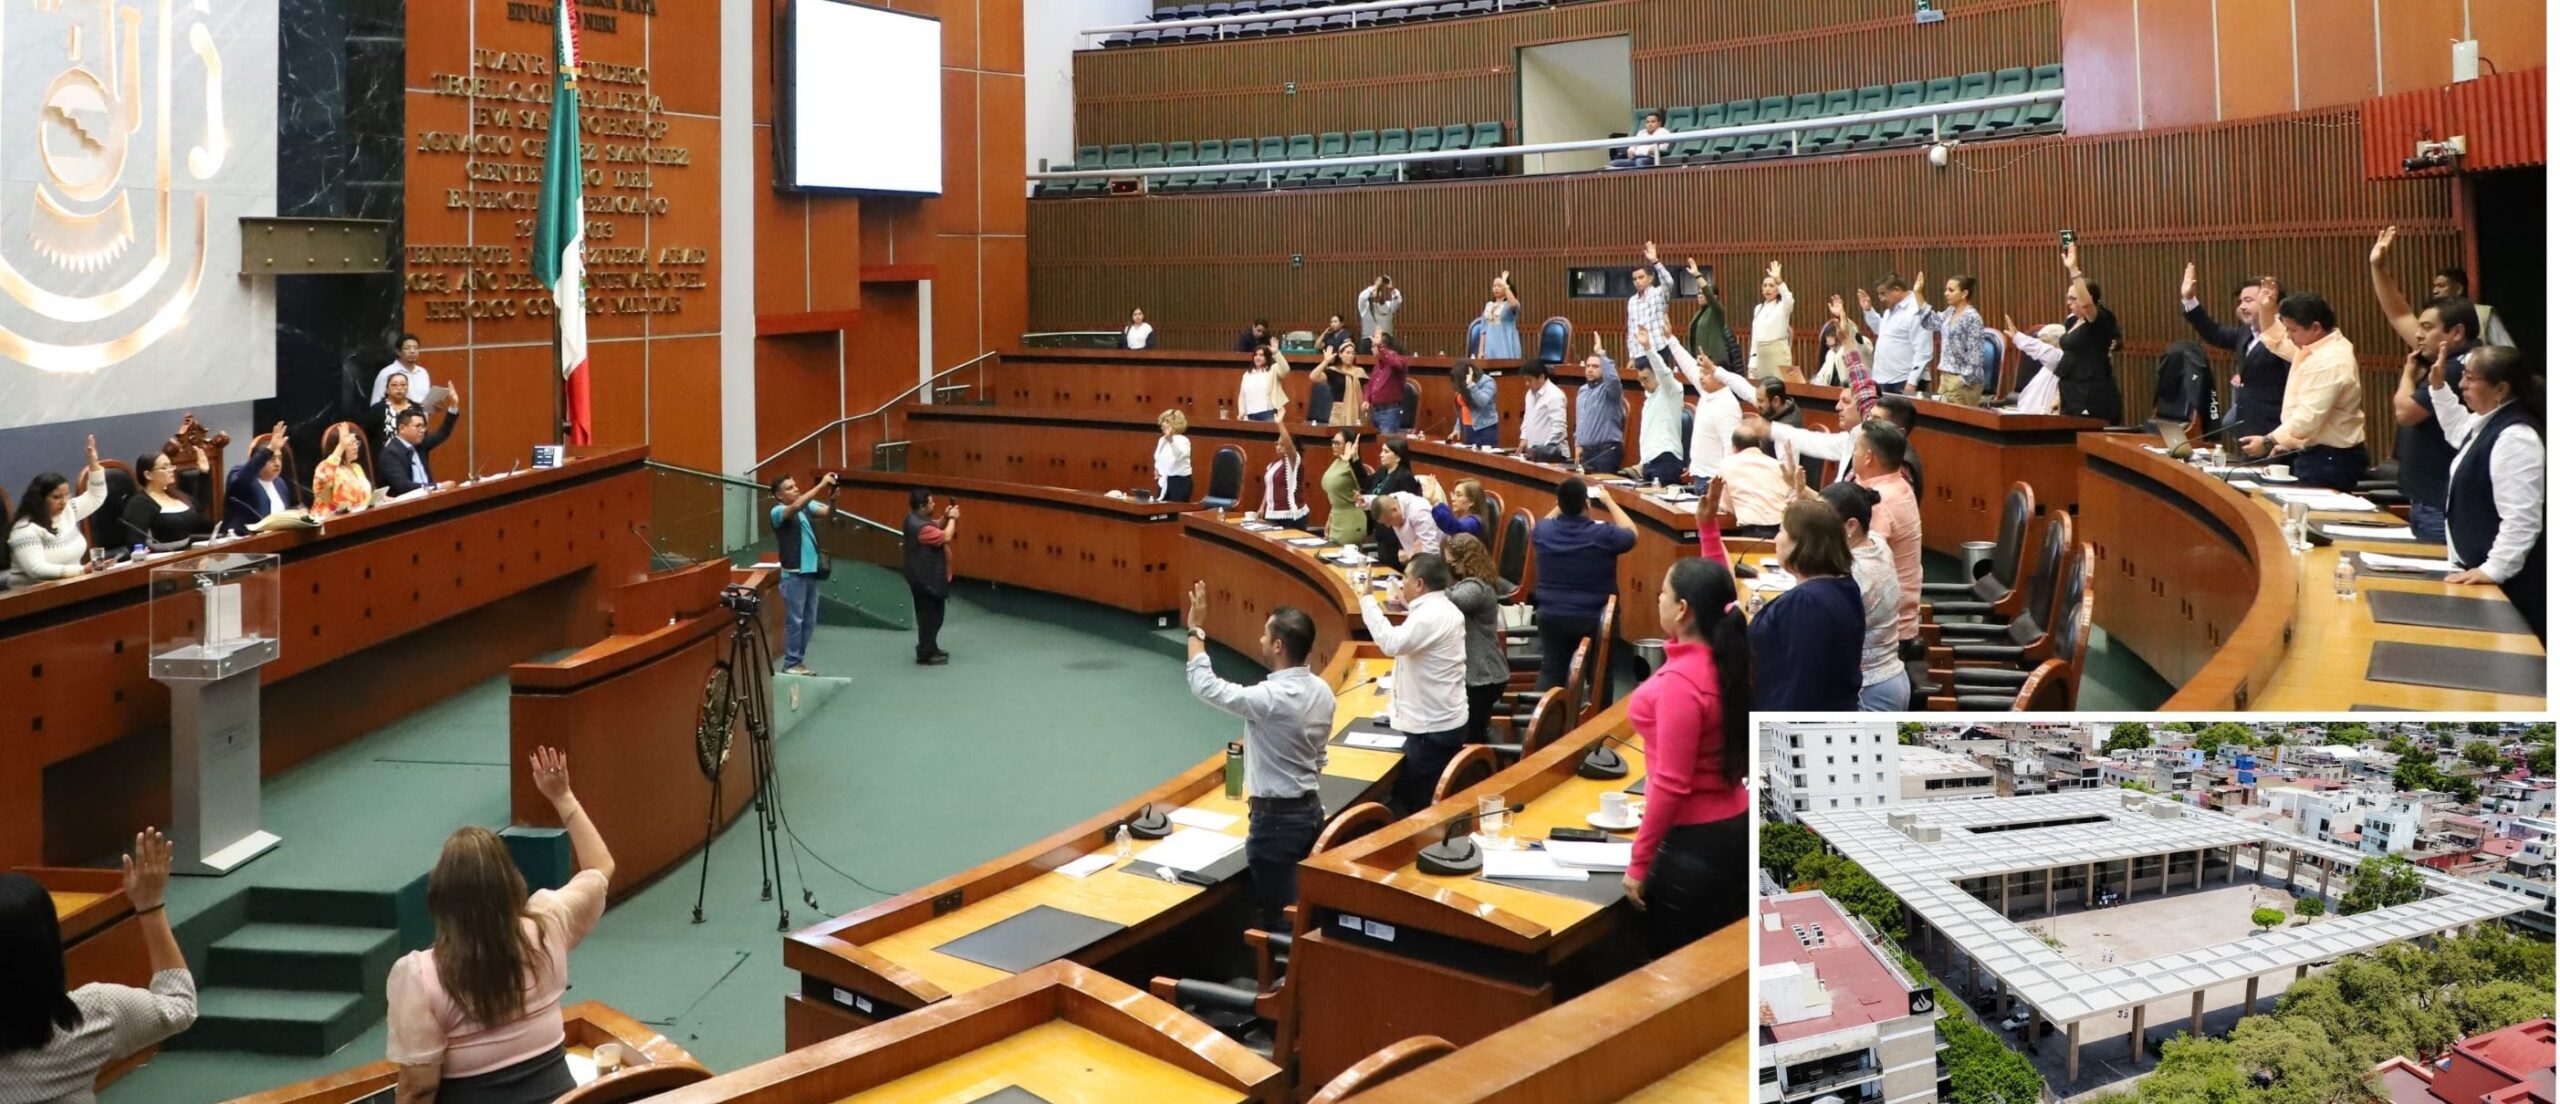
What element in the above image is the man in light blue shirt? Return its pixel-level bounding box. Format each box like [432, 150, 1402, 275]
[768, 472, 836, 675]
[1182, 583, 1337, 927]
[1860, 271, 1935, 394]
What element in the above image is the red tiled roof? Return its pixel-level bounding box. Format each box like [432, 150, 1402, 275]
[2483, 839, 2525, 857]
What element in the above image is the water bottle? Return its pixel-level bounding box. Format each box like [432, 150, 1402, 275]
[2334, 556, 2357, 600]
[1114, 823, 1133, 860]
[1224, 742, 1245, 800]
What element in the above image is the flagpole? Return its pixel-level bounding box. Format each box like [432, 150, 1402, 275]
[553, 310, 567, 444]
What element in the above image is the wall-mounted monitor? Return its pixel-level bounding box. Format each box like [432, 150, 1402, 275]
[1567, 264, 1712, 299]
[777, 0, 943, 196]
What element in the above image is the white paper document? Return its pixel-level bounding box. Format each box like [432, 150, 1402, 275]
[2324, 524, 2415, 540]
[1133, 828, 1245, 874]
[1344, 731, 1407, 751]
[1543, 840, 1635, 870]
[2263, 488, 2379, 512]
[1479, 849, 1589, 881]
[1054, 853, 1114, 879]
[2359, 551, 2456, 573]
[1166, 807, 1239, 832]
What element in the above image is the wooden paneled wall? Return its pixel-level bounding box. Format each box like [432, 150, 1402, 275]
[1029, 108, 2461, 458]
[1072, 0, 2061, 150]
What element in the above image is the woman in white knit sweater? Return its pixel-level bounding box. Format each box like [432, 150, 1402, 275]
[8, 434, 109, 586]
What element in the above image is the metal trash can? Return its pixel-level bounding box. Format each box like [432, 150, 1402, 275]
[1631, 638, 1669, 681]
[1958, 540, 1997, 582]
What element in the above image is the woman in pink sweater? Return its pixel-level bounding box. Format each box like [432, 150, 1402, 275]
[1622, 555, 1752, 953]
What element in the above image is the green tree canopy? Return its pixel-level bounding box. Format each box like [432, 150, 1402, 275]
[2197, 721, 2252, 756]
[2340, 856, 2426, 915]
[2394, 755, 2446, 795]
[2461, 741, 2503, 769]
[1760, 820, 1820, 887]
[1898, 721, 1923, 745]
[2295, 896, 2326, 917]
[2105, 722, 2155, 754]
[2251, 906, 2287, 931]
[2530, 744, 2555, 777]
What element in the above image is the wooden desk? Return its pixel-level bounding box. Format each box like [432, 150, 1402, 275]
[781, 652, 1403, 1048]
[1340, 923, 1752, 1104]
[823, 469, 1198, 616]
[1183, 514, 1365, 659]
[656, 962, 1278, 1104]
[220, 1001, 701, 1104]
[509, 563, 780, 895]
[895, 408, 1704, 639]
[1291, 705, 1647, 1091]
[0, 448, 654, 867]
[1788, 383, 2103, 554]
[2078, 433, 2542, 710]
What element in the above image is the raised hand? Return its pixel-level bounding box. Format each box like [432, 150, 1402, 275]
[121, 827, 171, 911]
[1685, 256, 1701, 276]
[1913, 270, 1927, 296]
[1767, 260, 1782, 280]
[2180, 261, 2198, 301]
[529, 746, 575, 808]
[2001, 313, 2019, 336]
[1642, 240, 1659, 264]
[2062, 241, 2081, 274]
[1185, 581, 1207, 631]
[1828, 294, 1847, 320]
[2370, 225, 2397, 266]
[84, 434, 99, 469]
[1856, 288, 1873, 313]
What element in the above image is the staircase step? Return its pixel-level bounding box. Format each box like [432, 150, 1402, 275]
[209, 923, 400, 993]
[247, 885, 402, 929]
[173, 987, 376, 1056]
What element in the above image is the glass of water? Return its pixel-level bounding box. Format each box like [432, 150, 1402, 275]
[1477, 793, 1509, 844]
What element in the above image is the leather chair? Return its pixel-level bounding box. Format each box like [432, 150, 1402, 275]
[1536, 317, 1573, 370]
[1309, 1036, 1456, 1103]
[1942, 547, 2093, 710]
[1928, 525, 2081, 683]
[1431, 744, 1501, 804]
[78, 461, 139, 549]
[1484, 686, 1568, 763]
[1926, 512, 2069, 655]
[1201, 445, 1246, 509]
[1922, 481, 2035, 618]
[1400, 380, 1420, 431]
[1493, 508, 1534, 602]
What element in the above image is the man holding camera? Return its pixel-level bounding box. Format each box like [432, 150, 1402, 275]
[769, 471, 839, 676]
[903, 488, 959, 665]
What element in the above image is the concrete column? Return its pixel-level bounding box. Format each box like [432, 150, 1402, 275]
[2191, 990, 2206, 1037]
[1997, 980, 2011, 1018]
[2244, 975, 2260, 1013]
[2085, 861, 2098, 905]
[2162, 851, 2174, 894]
[2319, 861, 2331, 900]
[2045, 866, 2057, 914]
[2194, 848, 2206, 889]
[2067, 1019, 2083, 1083]
[2296, 964, 2309, 980]
[2286, 846, 2300, 887]
[2124, 857, 2136, 900]
[2227, 843, 2239, 883]
[2129, 1004, 2146, 1062]
[2001, 872, 2012, 917]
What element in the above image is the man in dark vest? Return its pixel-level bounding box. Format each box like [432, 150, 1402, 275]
[902, 487, 958, 665]
[769, 470, 837, 676]
[2433, 346, 2545, 641]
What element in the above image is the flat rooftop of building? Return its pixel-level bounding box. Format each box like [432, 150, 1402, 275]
[1757, 891, 1914, 1045]
[1800, 791, 2535, 1025]
[1900, 745, 1991, 778]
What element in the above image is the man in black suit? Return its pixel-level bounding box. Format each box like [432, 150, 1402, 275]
[380, 407, 458, 496]
[2179, 262, 2289, 439]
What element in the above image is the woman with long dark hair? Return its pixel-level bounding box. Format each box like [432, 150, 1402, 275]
[387, 748, 614, 1104]
[1622, 555, 1752, 952]
[1320, 428, 1371, 545]
[1747, 499, 1866, 710]
[8, 435, 107, 586]
[2430, 346, 2546, 639]
[1440, 533, 1514, 744]
[0, 829, 195, 1099]
[122, 448, 216, 550]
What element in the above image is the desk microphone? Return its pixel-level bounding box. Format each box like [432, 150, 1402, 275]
[1127, 802, 1173, 840]
[2165, 421, 2244, 461]
[1578, 732, 1636, 781]
[1416, 818, 1482, 875]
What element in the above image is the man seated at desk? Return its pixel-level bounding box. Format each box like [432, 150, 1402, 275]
[1180, 584, 1337, 929]
[380, 407, 458, 497]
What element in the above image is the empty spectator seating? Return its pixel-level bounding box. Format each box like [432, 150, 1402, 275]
[1033, 67, 2060, 197]
[1097, 0, 1595, 47]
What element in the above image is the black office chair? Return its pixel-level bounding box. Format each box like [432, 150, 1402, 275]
[1922, 482, 2035, 619]
[1400, 380, 1421, 433]
[1947, 547, 2092, 710]
[1536, 317, 1572, 370]
[1494, 509, 1533, 602]
[1926, 514, 2073, 668]
[1306, 377, 1336, 425]
[1201, 445, 1246, 510]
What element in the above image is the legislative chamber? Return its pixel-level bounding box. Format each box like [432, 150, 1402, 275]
[0, 1, 2543, 1103]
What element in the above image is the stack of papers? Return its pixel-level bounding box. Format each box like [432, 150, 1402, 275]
[1284, 536, 1329, 548]
[2324, 523, 2415, 540]
[1480, 849, 1588, 881]
[1132, 828, 1244, 874]
[1342, 731, 1406, 751]
[2360, 551, 2455, 574]
[1543, 840, 1634, 870]
[1166, 808, 1238, 831]
[1054, 854, 1115, 879]
[2264, 488, 2379, 512]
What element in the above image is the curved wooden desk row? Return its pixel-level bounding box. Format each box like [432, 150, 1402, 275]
[0, 447, 655, 868]
[1785, 382, 2106, 555]
[884, 407, 1705, 639]
[2078, 433, 2543, 711]
[1339, 921, 1751, 1104]
[1291, 702, 1653, 1090]
[220, 1002, 704, 1104]
[661, 962, 1278, 1104]
[508, 561, 780, 895]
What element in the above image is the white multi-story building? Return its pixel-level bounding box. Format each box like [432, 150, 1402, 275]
[2485, 777, 2556, 820]
[2361, 804, 2422, 856]
[1765, 721, 1899, 821]
[1757, 892, 1945, 1104]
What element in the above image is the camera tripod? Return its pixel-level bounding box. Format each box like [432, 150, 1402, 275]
[689, 585, 810, 931]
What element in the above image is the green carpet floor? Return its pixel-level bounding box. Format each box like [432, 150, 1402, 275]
[103, 575, 1249, 1102]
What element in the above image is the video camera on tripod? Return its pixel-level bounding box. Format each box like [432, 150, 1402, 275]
[718, 583, 762, 616]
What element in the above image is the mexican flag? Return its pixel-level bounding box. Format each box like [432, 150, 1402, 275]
[532, 0, 592, 445]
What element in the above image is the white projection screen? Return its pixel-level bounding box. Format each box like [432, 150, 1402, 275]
[784, 1, 943, 196]
[0, 0, 278, 431]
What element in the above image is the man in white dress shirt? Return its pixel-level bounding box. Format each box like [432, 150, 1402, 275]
[1518, 362, 1569, 461]
[1360, 553, 1469, 813]
[370, 334, 433, 407]
[1859, 273, 1934, 395]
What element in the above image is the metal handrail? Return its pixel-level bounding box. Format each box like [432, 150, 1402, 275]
[1084, 0, 1524, 36]
[1031, 89, 2061, 181]
[646, 459, 902, 537]
[752, 350, 1000, 472]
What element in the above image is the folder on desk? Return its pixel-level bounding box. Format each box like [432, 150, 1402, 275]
[933, 905, 1126, 975]
[1121, 847, 1249, 886]
[1317, 773, 1373, 817]
[1133, 827, 1245, 874]
[1331, 716, 1402, 748]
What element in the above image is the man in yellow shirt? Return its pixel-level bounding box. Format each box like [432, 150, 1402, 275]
[2239, 291, 2368, 491]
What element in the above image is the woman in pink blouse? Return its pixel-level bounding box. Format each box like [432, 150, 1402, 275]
[1621, 555, 1751, 953]
[389, 747, 614, 1104]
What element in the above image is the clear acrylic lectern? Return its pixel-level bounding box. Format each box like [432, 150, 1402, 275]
[149, 553, 283, 875]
